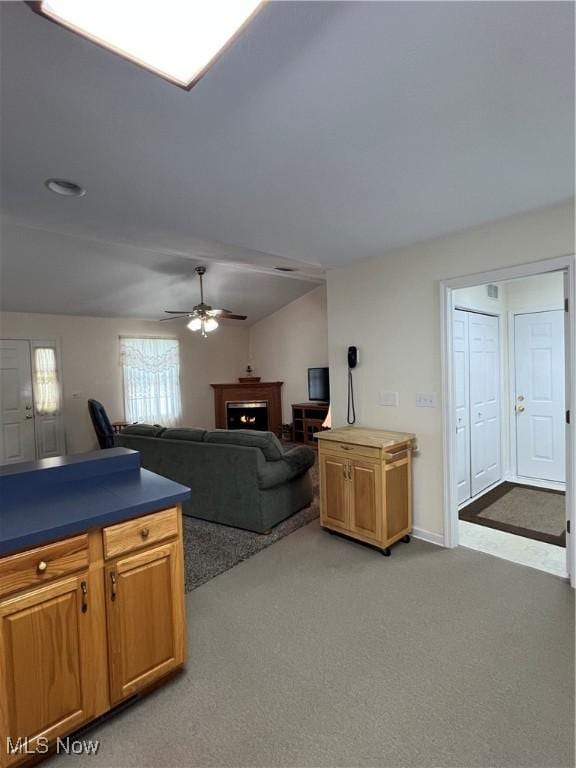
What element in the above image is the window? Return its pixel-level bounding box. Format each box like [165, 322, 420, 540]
[33, 347, 61, 416]
[120, 337, 182, 426]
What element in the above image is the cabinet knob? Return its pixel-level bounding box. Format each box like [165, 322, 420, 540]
[37, 560, 48, 573]
[140, 527, 150, 539]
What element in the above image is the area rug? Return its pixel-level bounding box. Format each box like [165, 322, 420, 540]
[182, 455, 319, 591]
[459, 481, 565, 547]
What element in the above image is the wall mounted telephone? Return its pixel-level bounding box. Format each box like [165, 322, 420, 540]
[347, 346, 359, 369]
[347, 346, 358, 424]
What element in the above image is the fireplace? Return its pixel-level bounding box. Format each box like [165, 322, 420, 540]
[227, 400, 269, 431]
[211, 381, 283, 436]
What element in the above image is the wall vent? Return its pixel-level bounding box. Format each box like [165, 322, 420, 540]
[487, 284, 499, 299]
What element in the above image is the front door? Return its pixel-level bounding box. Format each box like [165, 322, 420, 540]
[515, 310, 565, 482]
[0, 340, 35, 465]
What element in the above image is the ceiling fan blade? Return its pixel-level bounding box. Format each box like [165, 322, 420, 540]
[207, 308, 234, 316]
[164, 310, 194, 314]
[159, 314, 191, 322]
[218, 313, 248, 321]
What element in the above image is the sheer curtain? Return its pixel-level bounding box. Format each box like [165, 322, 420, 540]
[119, 337, 182, 426]
[33, 347, 61, 415]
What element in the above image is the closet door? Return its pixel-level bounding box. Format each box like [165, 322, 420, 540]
[453, 311, 471, 504]
[469, 313, 501, 496]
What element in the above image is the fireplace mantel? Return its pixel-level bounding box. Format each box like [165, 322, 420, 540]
[211, 381, 283, 436]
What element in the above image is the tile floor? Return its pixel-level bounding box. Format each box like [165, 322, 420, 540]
[458, 519, 567, 578]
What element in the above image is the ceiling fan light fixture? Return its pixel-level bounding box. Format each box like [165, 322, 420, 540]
[204, 317, 219, 333]
[187, 317, 202, 332]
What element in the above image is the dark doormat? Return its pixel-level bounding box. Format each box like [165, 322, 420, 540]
[459, 481, 565, 547]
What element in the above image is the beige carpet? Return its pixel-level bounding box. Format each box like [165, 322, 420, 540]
[478, 485, 565, 536]
[47, 523, 574, 768]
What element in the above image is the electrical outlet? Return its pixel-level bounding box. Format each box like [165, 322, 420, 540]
[416, 393, 436, 408]
[379, 391, 398, 407]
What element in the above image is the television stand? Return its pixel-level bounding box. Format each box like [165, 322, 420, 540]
[292, 402, 329, 447]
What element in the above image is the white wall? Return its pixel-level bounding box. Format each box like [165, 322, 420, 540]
[505, 271, 564, 313]
[0, 312, 249, 454]
[248, 286, 328, 422]
[326, 201, 574, 539]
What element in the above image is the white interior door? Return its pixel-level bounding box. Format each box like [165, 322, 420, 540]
[469, 313, 501, 496]
[0, 340, 36, 464]
[454, 310, 471, 504]
[515, 310, 565, 482]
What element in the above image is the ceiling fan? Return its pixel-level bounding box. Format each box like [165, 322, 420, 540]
[161, 266, 247, 337]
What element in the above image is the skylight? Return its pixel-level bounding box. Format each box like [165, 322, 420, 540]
[35, 0, 264, 89]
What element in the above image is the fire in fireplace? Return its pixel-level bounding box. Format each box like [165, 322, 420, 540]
[226, 400, 269, 431]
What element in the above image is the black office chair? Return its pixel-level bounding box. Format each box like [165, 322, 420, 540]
[88, 399, 115, 449]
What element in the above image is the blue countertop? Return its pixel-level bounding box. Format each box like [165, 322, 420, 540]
[0, 448, 191, 557]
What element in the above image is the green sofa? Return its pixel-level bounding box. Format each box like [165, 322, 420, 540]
[114, 426, 315, 533]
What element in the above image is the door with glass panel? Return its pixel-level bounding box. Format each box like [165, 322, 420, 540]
[0, 339, 64, 464]
[31, 343, 65, 459]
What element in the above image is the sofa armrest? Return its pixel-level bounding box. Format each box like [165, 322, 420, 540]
[257, 446, 315, 490]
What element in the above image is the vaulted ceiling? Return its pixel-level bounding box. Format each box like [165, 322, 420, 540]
[0, 1, 573, 319]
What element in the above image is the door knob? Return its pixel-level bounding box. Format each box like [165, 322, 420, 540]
[25, 404, 33, 410]
[516, 405, 525, 413]
[25, 414, 34, 420]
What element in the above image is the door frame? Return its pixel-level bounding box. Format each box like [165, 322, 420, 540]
[507, 308, 566, 491]
[440, 255, 576, 587]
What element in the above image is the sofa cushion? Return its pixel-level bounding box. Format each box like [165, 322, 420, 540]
[161, 427, 206, 442]
[121, 424, 166, 437]
[282, 446, 316, 475]
[204, 429, 284, 461]
[257, 446, 316, 489]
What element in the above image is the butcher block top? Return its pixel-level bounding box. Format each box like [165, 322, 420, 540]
[316, 427, 416, 451]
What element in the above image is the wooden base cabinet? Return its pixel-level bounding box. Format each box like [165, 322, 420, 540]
[0, 505, 186, 768]
[318, 428, 416, 554]
[106, 540, 186, 704]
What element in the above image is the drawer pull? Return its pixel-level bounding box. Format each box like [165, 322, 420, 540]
[110, 571, 117, 601]
[81, 580, 88, 613]
[140, 527, 150, 539]
[37, 560, 48, 574]
[340, 445, 353, 451]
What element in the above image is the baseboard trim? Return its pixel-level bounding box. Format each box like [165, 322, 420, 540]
[412, 527, 445, 548]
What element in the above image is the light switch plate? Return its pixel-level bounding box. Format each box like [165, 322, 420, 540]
[379, 391, 398, 407]
[416, 393, 436, 408]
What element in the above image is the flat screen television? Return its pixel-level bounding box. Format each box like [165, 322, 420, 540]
[308, 367, 330, 402]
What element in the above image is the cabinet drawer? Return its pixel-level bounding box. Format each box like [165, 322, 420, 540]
[320, 442, 380, 461]
[103, 507, 179, 560]
[0, 534, 89, 598]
